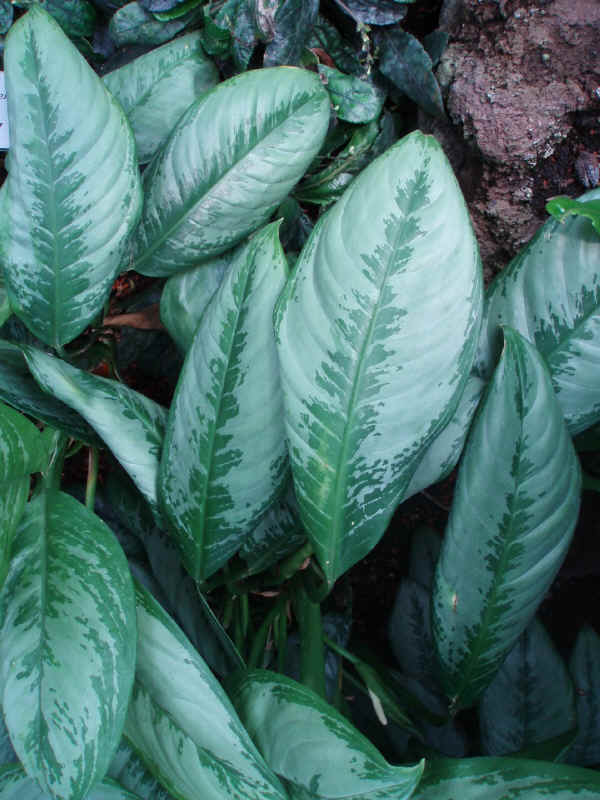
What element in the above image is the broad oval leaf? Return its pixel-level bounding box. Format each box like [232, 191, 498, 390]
[275, 130, 482, 587]
[0, 764, 142, 800]
[228, 670, 424, 800]
[159, 223, 289, 581]
[124, 583, 288, 800]
[131, 67, 330, 276]
[566, 624, 600, 766]
[476, 188, 600, 435]
[479, 617, 577, 757]
[414, 757, 600, 799]
[318, 65, 385, 124]
[24, 348, 167, 521]
[3, 7, 142, 348]
[108, 1, 197, 46]
[102, 33, 219, 164]
[0, 340, 101, 445]
[432, 329, 581, 711]
[159, 253, 230, 352]
[0, 491, 137, 800]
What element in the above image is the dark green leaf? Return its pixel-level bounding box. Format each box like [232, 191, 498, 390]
[407, 526, 441, 591]
[546, 195, 600, 235]
[198, 6, 232, 56]
[375, 28, 444, 118]
[160, 254, 230, 353]
[0, 340, 101, 445]
[3, 7, 142, 348]
[319, 64, 385, 124]
[414, 757, 600, 799]
[159, 224, 289, 581]
[263, 0, 318, 66]
[565, 625, 600, 766]
[43, 0, 96, 38]
[0, 491, 137, 800]
[0, 1, 13, 34]
[229, 670, 424, 799]
[277, 197, 314, 252]
[389, 578, 438, 689]
[332, 0, 411, 25]
[432, 330, 581, 711]
[131, 67, 330, 277]
[479, 617, 577, 758]
[423, 29, 449, 68]
[109, 740, 174, 800]
[124, 583, 287, 800]
[152, 0, 202, 20]
[309, 16, 362, 76]
[231, 0, 257, 70]
[476, 188, 600, 435]
[108, 2, 199, 47]
[276, 131, 482, 587]
[103, 32, 218, 164]
[24, 348, 167, 521]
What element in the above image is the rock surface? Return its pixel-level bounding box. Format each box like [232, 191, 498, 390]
[424, 0, 600, 280]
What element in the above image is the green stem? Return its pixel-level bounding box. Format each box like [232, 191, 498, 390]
[294, 577, 326, 699]
[248, 595, 287, 671]
[85, 447, 99, 511]
[322, 634, 360, 666]
[582, 471, 600, 493]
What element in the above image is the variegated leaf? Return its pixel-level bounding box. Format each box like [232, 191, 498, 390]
[476, 188, 600, 435]
[130, 67, 330, 276]
[24, 348, 167, 521]
[0, 491, 137, 800]
[3, 7, 142, 348]
[229, 670, 424, 800]
[124, 583, 288, 800]
[109, 740, 174, 800]
[0, 763, 141, 799]
[432, 329, 581, 711]
[102, 33, 219, 164]
[275, 130, 482, 587]
[159, 223, 289, 581]
[566, 625, 600, 766]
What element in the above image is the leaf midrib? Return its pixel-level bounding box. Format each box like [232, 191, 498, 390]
[133, 90, 319, 270]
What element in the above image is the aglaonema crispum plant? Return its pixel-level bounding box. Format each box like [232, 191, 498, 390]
[0, 7, 600, 800]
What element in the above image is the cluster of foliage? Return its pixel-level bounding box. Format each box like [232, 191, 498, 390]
[1, 4, 600, 800]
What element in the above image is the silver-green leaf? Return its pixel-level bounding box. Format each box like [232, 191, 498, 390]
[131, 67, 330, 276]
[103, 33, 219, 164]
[0, 491, 137, 800]
[3, 7, 142, 348]
[432, 329, 581, 711]
[159, 223, 289, 581]
[275, 130, 482, 587]
[0, 764, 141, 800]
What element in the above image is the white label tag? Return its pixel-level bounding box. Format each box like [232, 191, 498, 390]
[0, 72, 9, 150]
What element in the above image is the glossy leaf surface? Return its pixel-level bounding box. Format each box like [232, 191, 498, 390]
[229, 670, 424, 799]
[0, 340, 100, 445]
[108, 2, 197, 46]
[318, 65, 385, 124]
[131, 67, 330, 276]
[24, 348, 167, 520]
[159, 254, 229, 352]
[275, 130, 482, 587]
[0, 491, 136, 800]
[566, 625, 600, 766]
[479, 618, 576, 757]
[103, 33, 218, 164]
[0, 764, 141, 800]
[476, 188, 600, 434]
[159, 224, 289, 581]
[414, 757, 600, 799]
[263, 0, 319, 67]
[124, 583, 287, 800]
[3, 7, 142, 347]
[432, 329, 581, 710]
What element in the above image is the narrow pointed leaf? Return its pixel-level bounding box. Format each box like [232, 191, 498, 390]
[476, 188, 600, 434]
[131, 67, 330, 276]
[414, 757, 600, 799]
[0, 340, 101, 445]
[159, 254, 230, 352]
[229, 670, 424, 799]
[403, 373, 484, 501]
[124, 583, 288, 800]
[432, 329, 581, 711]
[3, 7, 142, 348]
[0, 764, 142, 800]
[566, 625, 600, 766]
[275, 130, 482, 587]
[159, 223, 289, 581]
[24, 348, 167, 521]
[102, 33, 218, 164]
[0, 491, 136, 800]
[479, 617, 577, 757]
